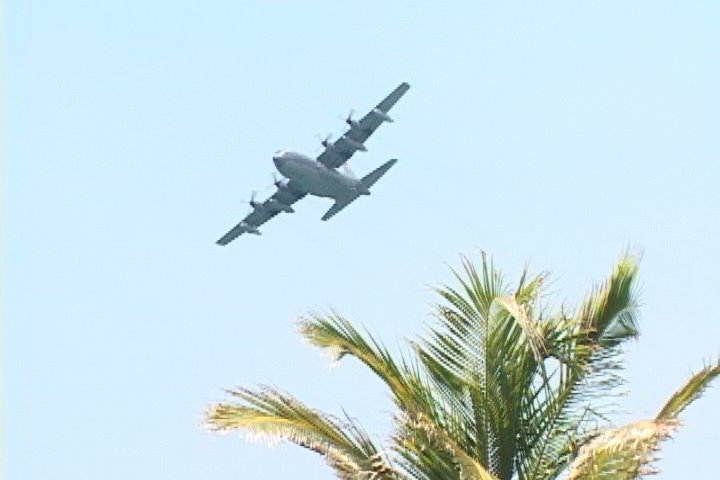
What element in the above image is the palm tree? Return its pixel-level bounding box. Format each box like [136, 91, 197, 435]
[206, 253, 719, 480]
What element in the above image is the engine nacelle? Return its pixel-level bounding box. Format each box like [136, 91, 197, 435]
[343, 135, 367, 152]
[372, 108, 393, 123]
[240, 222, 261, 235]
[273, 175, 290, 191]
[266, 199, 294, 213]
[346, 118, 362, 131]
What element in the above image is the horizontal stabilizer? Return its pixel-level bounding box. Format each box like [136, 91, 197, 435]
[321, 197, 355, 221]
[321, 159, 398, 222]
[359, 158, 398, 190]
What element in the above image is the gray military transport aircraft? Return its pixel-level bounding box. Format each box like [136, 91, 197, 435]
[216, 82, 410, 245]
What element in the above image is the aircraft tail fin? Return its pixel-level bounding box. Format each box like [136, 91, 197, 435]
[359, 158, 398, 190]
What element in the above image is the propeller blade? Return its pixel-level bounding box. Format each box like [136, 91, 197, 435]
[337, 109, 355, 124]
[314, 133, 333, 153]
[242, 191, 260, 211]
[267, 173, 287, 191]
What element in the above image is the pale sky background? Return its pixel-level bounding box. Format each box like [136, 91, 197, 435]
[5, 1, 720, 479]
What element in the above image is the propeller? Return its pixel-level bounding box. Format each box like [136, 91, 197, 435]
[268, 173, 287, 190]
[339, 109, 358, 130]
[270, 172, 287, 190]
[314, 133, 334, 153]
[241, 190, 261, 212]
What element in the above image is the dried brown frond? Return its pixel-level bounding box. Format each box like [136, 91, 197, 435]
[567, 419, 679, 480]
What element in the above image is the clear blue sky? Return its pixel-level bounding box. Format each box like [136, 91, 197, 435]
[5, 1, 719, 479]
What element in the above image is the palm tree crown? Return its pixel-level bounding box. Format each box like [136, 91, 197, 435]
[206, 253, 719, 480]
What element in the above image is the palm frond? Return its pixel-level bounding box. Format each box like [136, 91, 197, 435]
[418, 256, 553, 480]
[656, 358, 720, 420]
[422, 254, 508, 477]
[299, 312, 486, 480]
[576, 254, 641, 345]
[561, 355, 719, 480]
[517, 255, 642, 480]
[398, 412, 500, 480]
[206, 386, 399, 480]
[394, 440, 460, 480]
[298, 313, 430, 414]
[489, 295, 546, 363]
[566, 419, 679, 480]
[450, 252, 506, 320]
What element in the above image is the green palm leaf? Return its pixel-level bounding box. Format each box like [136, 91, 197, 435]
[298, 312, 431, 414]
[516, 254, 642, 480]
[298, 312, 497, 480]
[656, 359, 720, 420]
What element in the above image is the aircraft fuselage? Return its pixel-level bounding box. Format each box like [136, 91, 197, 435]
[272, 151, 369, 200]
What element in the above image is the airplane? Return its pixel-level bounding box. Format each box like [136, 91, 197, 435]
[216, 82, 410, 246]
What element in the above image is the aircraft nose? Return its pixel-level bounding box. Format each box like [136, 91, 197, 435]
[272, 150, 286, 169]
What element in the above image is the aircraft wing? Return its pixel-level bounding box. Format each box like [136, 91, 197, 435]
[216, 181, 307, 245]
[316, 82, 410, 169]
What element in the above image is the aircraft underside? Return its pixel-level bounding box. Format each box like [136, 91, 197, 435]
[275, 153, 356, 200]
[215, 82, 409, 245]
